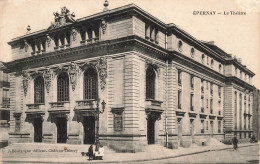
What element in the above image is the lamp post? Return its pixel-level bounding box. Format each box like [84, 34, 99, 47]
[95, 100, 106, 151]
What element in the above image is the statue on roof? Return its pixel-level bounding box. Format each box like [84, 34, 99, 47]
[48, 6, 76, 30]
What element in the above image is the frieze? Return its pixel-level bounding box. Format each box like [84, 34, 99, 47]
[96, 57, 107, 91]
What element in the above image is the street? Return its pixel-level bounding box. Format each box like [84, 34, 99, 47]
[133, 144, 259, 164]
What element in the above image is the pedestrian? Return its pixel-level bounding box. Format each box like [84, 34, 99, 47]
[232, 136, 238, 151]
[88, 145, 94, 160]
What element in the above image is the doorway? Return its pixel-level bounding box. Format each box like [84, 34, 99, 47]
[147, 117, 156, 144]
[34, 118, 42, 142]
[210, 121, 213, 136]
[177, 118, 182, 146]
[57, 117, 67, 143]
[83, 116, 95, 144]
[190, 119, 194, 142]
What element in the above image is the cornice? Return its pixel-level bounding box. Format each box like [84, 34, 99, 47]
[170, 50, 226, 83]
[168, 25, 226, 63]
[225, 59, 255, 76]
[4, 35, 168, 73]
[225, 76, 255, 91]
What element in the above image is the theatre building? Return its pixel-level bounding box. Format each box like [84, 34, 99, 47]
[5, 3, 255, 152]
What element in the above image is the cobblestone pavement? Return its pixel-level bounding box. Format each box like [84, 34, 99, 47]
[136, 144, 259, 164]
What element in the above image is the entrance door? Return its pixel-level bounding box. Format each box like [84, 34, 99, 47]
[83, 116, 95, 144]
[147, 117, 155, 144]
[34, 118, 42, 142]
[177, 118, 182, 146]
[210, 121, 213, 136]
[190, 119, 194, 142]
[57, 117, 67, 143]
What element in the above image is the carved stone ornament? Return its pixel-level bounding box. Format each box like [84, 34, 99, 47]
[71, 27, 77, 41]
[68, 62, 79, 91]
[145, 60, 160, 76]
[96, 57, 107, 91]
[22, 71, 30, 96]
[24, 40, 29, 52]
[53, 65, 69, 76]
[101, 19, 107, 34]
[146, 111, 162, 121]
[43, 67, 52, 94]
[46, 34, 52, 47]
[30, 70, 44, 80]
[48, 6, 76, 30]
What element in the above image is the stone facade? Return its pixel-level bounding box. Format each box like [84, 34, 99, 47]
[4, 4, 255, 152]
[253, 89, 260, 141]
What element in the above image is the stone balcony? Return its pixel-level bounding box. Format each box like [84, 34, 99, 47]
[48, 101, 70, 113]
[74, 99, 98, 111]
[25, 103, 45, 114]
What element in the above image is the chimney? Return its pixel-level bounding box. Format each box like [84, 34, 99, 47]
[237, 58, 242, 63]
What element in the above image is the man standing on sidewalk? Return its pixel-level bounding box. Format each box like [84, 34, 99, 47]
[232, 136, 238, 151]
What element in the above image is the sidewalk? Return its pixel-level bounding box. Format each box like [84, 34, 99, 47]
[1, 142, 258, 163]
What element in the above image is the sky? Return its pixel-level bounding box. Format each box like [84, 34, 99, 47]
[0, 0, 259, 89]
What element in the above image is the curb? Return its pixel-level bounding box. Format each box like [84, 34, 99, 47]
[2, 143, 258, 163]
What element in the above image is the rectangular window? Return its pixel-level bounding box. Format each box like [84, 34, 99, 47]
[191, 75, 194, 89]
[210, 83, 213, 96]
[114, 112, 123, 131]
[206, 99, 208, 108]
[240, 71, 242, 78]
[210, 99, 213, 114]
[206, 81, 208, 90]
[244, 117, 246, 130]
[218, 86, 221, 98]
[201, 80, 204, 93]
[178, 70, 182, 85]
[248, 118, 250, 129]
[178, 90, 182, 109]
[201, 96, 204, 110]
[190, 94, 194, 111]
[206, 121, 208, 130]
[201, 120, 205, 133]
[218, 121, 221, 133]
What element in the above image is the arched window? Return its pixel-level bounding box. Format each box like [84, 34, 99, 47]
[146, 66, 156, 100]
[34, 76, 44, 103]
[84, 68, 98, 99]
[57, 72, 69, 102]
